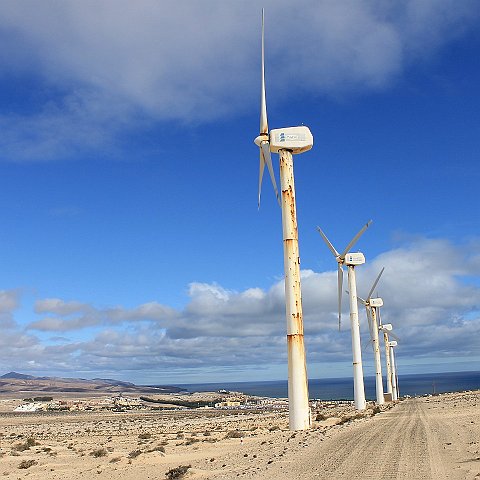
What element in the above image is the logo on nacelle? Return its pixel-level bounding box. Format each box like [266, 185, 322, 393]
[278, 132, 307, 142]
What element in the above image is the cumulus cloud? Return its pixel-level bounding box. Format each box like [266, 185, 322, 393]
[0, 0, 478, 161]
[1, 237, 479, 378]
[0, 289, 20, 328]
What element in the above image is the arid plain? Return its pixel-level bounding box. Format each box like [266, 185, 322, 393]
[0, 389, 479, 479]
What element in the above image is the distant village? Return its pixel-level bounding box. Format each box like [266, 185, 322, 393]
[12, 392, 352, 413]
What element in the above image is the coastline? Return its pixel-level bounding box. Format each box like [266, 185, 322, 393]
[174, 369, 480, 400]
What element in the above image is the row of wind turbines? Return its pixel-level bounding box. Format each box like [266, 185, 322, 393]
[253, 10, 400, 431]
[317, 223, 400, 409]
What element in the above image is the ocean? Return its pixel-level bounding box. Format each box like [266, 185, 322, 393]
[173, 370, 480, 400]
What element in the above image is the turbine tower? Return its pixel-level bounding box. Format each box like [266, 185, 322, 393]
[358, 267, 385, 405]
[389, 340, 399, 400]
[377, 308, 398, 401]
[254, 9, 313, 431]
[317, 221, 372, 411]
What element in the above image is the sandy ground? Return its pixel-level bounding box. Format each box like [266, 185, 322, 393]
[0, 391, 478, 479]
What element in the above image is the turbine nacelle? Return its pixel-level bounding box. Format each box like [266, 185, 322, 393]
[380, 323, 393, 331]
[369, 298, 383, 307]
[344, 252, 365, 266]
[388, 340, 398, 347]
[270, 126, 313, 154]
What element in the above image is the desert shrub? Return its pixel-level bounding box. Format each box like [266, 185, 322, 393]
[203, 437, 218, 443]
[109, 456, 122, 463]
[165, 464, 191, 479]
[147, 445, 165, 453]
[185, 437, 200, 445]
[90, 448, 108, 458]
[18, 459, 37, 469]
[12, 438, 38, 452]
[316, 413, 328, 421]
[225, 430, 243, 439]
[128, 449, 142, 459]
[138, 433, 151, 440]
[268, 425, 280, 431]
[203, 430, 211, 436]
[372, 406, 381, 415]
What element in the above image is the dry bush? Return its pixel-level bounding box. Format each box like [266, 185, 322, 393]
[147, 445, 165, 453]
[18, 459, 37, 469]
[185, 437, 200, 445]
[138, 433, 151, 440]
[12, 437, 38, 452]
[225, 430, 243, 439]
[316, 413, 328, 421]
[165, 464, 191, 479]
[90, 448, 108, 458]
[128, 449, 142, 459]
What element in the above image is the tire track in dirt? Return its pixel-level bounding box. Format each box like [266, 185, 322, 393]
[260, 399, 447, 480]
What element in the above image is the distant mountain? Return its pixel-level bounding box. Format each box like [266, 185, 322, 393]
[92, 378, 136, 387]
[0, 372, 185, 395]
[1, 372, 36, 380]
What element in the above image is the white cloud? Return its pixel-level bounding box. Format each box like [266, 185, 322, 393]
[0, 289, 20, 328]
[0, 0, 478, 161]
[1, 237, 479, 379]
[35, 298, 92, 315]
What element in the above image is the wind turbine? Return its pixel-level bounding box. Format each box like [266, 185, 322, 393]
[389, 340, 399, 400]
[377, 308, 399, 401]
[316, 221, 372, 411]
[254, 9, 313, 431]
[358, 267, 385, 405]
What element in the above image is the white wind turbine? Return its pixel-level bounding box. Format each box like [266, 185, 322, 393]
[254, 9, 313, 431]
[317, 221, 372, 411]
[358, 267, 385, 405]
[377, 308, 399, 401]
[389, 340, 399, 400]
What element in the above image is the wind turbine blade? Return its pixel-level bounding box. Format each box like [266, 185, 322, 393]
[367, 267, 385, 301]
[261, 142, 280, 206]
[390, 332, 400, 342]
[339, 220, 373, 259]
[337, 264, 343, 330]
[257, 149, 266, 209]
[316, 227, 340, 257]
[378, 308, 383, 327]
[260, 9, 268, 135]
[357, 295, 367, 305]
[362, 338, 373, 352]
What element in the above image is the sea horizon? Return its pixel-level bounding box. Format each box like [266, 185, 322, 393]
[167, 370, 480, 401]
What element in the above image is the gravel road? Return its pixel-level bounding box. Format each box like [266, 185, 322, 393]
[260, 396, 479, 480]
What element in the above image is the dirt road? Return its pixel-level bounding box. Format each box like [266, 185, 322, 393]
[259, 395, 479, 480]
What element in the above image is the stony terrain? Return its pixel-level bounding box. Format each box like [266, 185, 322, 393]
[0, 391, 478, 479]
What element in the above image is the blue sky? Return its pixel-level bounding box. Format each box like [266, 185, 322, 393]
[0, 0, 479, 385]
